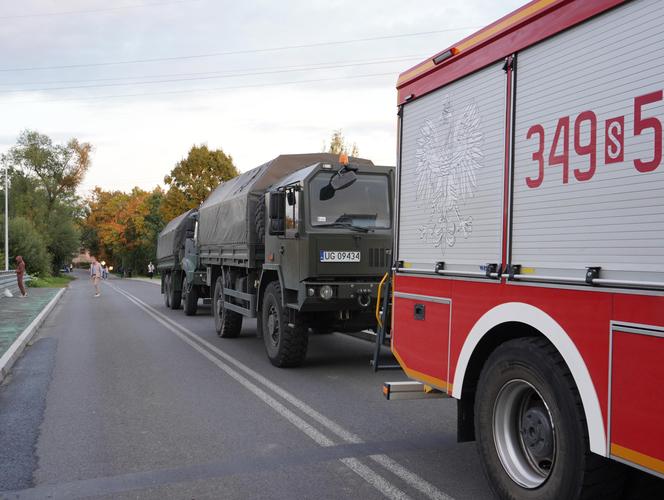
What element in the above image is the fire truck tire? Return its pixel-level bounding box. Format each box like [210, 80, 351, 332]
[474, 337, 624, 500]
[163, 274, 171, 308]
[169, 273, 182, 310]
[261, 281, 308, 367]
[213, 276, 242, 338]
[182, 277, 198, 316]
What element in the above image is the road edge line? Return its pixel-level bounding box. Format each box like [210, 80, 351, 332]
[0, 287, 66, 383]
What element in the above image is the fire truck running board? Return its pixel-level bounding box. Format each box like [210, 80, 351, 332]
[382, 381, 449, 400]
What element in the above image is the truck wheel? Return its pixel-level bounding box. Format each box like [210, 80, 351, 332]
[163, 274, 171, 308]
[182, 276, 198, 316]
[474, 337, 623, 500]
[261, 281, 308, 367]
[213, 276, 242, 338]
[169, 273, 182, 310]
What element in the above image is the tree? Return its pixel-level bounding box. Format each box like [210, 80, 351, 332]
[323, 129, 359, 157]
[5, 130, 92, 210]
[45, 206, 81, 270]
[83, 186, 166, 275]
[162, 145, 238, 221]
[0, 217, 51, 275]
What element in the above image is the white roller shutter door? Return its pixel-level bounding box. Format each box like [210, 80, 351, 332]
[398, 61, 506, 272]
[512, 0, 664, 283]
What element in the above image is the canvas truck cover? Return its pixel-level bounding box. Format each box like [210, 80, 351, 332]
[157, 208, 197, 262]
[197, 153, 374, 250]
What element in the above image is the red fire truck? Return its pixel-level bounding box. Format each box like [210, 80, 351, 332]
[383, 0, 664, 498]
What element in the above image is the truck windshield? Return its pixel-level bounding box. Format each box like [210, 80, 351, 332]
[309, 172, 390, 229]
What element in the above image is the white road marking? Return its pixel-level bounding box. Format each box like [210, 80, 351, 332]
[111, 284, 411, 500]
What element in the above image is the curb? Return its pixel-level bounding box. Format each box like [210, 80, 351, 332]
[127, 277, 160, 286]
[0, 287, 66, 383]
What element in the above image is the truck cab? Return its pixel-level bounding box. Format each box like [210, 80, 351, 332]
[263, 160, 393, 334]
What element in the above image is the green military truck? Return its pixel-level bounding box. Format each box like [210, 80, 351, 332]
[156, 208, 208, 313]
[197, 153, 393, 367]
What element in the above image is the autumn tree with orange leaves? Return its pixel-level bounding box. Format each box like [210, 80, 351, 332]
[83, 187, 165, 275]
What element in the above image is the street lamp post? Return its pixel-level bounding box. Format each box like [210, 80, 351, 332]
[3, 164, 7, 271]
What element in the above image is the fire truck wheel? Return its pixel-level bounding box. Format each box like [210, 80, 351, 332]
[182, 277, 198, 316]
[169, 273, 182, 310]
[261, 281, 308, 367]
[213, 276, 242, 338]
[474, 337, 623, 500]
[163, 274, 171, 308]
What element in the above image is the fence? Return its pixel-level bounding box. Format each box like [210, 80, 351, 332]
[0, 270, 30, 297]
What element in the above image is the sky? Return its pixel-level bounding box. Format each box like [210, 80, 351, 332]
[0, 0, 523, 194]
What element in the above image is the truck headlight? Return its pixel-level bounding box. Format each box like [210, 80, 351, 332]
[319, 285, 333, 300]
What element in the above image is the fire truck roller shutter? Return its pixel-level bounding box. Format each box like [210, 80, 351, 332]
[397, 61, 506, 274]
[511, 0, 664, 285]
[452, 302, 606, 456]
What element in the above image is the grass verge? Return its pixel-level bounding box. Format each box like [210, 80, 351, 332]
[28, 274, 76, 288]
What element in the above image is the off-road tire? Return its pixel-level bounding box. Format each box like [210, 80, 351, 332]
[261, 281, 308, 367]
[213, 275, 242, 338]
[169, 272, 182, 310]
[182, 276, 198, 316]
[255, 201, 265, 244]
[163, 274, 171, 308]
[474, 337, 624, 500]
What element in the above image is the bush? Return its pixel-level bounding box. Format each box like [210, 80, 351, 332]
[0, 216, 52, 275]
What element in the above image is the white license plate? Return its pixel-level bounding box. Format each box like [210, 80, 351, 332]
[320, 250, 361, 262]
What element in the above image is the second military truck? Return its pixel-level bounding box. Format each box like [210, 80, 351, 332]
[196, 153, 393, 367]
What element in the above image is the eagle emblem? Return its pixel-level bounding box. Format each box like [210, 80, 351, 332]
[415, 95, 483, 249]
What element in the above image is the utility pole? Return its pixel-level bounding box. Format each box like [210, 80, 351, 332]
[4, 164, 8, 271]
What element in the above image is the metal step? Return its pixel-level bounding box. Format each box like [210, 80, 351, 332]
[382, 381, 449, 400]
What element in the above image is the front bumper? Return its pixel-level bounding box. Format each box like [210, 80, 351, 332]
[298, 280, 379, 312]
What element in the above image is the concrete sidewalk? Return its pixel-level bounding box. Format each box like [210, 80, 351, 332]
[0, 288, 64, 382]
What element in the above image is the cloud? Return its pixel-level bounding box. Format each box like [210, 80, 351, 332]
[0, 0, 523, 193]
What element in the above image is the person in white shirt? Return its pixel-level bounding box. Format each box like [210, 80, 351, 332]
[90, 257, 102, 297]
[148, 261, 155, 279]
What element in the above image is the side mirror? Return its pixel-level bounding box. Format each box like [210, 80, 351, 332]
[268, 191, 286, 235]
[330, 169, 357, 191]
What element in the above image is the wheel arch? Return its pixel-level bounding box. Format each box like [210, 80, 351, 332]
[452, 302, 606, 456]
[258, 266, 284, 308]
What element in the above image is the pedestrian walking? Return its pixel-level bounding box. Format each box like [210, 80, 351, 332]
[147, 261, 155, 279]
[15, 255, 27, 298]
[90, 257, 102, 297]
[102, 265, 109, 280]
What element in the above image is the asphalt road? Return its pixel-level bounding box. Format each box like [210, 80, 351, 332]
[1, 272, 660, 499]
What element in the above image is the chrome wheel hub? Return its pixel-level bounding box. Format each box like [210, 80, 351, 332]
[493, 379, 556, 488]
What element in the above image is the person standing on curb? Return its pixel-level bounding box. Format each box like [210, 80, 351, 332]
[147, 261, 155, 279]
[15, 255, 27, 298]
[90, 257, 102, 297]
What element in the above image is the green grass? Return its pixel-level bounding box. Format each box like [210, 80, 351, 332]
[28, 274, 76, 288]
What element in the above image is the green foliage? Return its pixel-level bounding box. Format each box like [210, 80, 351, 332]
[323, 129, 359, 157]
[0, 217, 52, 275]
[82, 186, 166, 276]
[28, 274, 76, 288]
[45, 208, 81, 272]
[5, 130, 92, 209]
[162, 144, 238, 221]
[2, 130, 90, 274]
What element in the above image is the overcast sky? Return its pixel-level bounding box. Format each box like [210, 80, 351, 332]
[0, 0, 523, 194]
